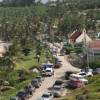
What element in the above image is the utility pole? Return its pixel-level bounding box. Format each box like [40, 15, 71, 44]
[83, 28, 90, 69]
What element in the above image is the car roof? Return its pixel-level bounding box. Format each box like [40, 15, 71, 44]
[43, 92, 51, 95]
[46, 68, 52, 70]
[70, 74, 83, 77]
[32, 79, 38, 81]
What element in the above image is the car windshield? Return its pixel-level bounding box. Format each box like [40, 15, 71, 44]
[36, 76, 41, 79]
[42, 94, 49, 98]
[78, 77, 84, 79]
[53, 86, 60, 90]
[43, 64, 53, 68]
[55, 81, 63, 85]
[32, 80, 37, 83]
[79, 73, 86, 75]
[46, 70, 51, 72]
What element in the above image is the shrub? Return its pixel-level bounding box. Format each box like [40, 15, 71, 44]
[89, 60, 100, 69]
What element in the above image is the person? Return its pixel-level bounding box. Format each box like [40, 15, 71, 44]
[37, 54, 40, 63]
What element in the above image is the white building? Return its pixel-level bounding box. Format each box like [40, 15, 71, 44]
[69, 29, 92, 44]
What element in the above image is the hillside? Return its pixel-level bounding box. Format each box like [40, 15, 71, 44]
[62, 74, 100, 100]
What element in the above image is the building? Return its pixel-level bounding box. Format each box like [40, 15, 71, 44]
[0, 41, 11, 57]
[69, 29, 92, 44]
[86, 40, 100, 62]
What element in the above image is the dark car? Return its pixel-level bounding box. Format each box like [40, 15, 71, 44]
[65, 71, 74, 80]
[31, 79, 41, 88]
[24, 85, 35, 96]
[54, 62, 62, 68]
[36, 76, 45, 83]
[41, 70, 46, 76]
[16, 90, 28, 100]
[93, 68, 100, 75]
[53, 80, 63, 88]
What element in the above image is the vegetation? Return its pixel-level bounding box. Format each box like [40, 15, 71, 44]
[61, 74, 100, 100]
[89, 60, 100, 69]
[0, 0, 100, 99]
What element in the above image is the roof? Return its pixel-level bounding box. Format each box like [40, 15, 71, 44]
[69, 31, 82, 40]
[88, 40, 100, 49]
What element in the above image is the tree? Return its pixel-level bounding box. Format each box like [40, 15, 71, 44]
[2, 0, 35, 6]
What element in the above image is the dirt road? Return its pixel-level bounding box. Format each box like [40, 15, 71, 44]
[28, 54, 80, 100]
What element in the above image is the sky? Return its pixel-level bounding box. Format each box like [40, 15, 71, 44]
[41, 0, 48, 3]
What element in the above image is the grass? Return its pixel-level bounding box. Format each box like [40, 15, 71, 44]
[60, 74, 100, 100]
[0, 73, 38, 100]
[15, 51, 47, 70]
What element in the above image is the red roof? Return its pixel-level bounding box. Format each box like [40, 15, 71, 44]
[89, 40, 100, 49]
[70, 31, 82, 40]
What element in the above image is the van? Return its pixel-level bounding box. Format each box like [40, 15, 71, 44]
[69, 74, 88, 84]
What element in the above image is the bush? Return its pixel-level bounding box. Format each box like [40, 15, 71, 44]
[89, 60, 100, 69]
[75, 48, 82, 54]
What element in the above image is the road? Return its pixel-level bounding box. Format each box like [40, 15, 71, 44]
[29, 53, 80, 100]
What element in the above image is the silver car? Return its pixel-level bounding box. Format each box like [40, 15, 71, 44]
[50, 86, 63, 97]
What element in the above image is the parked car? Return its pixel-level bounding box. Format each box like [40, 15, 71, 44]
[69, 74, 88, 84]
[36, 76, 45, 83]
[93, 68, 100, 75]
[67, 80, 85, 89]
[39, 92, 54, 100]
[65, 71, 74, 80]
[10, 97, 20, 100]
[16, 90, 29, 100]
[41, 63, 54, 70]
[41, 70, 46, 76]
[50, 86, 63, 97]
[24, 85, 35, 96]
[28, 84, 36, 93]
[53, 80, 64, 88]
[31, 79, 41, 88]
[77, 71, 93, 77]
[45, 68, 54, 76]
[54, 61, 62, 68]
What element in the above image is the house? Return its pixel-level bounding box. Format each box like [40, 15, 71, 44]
[86, 40, 100, 62]
[69, 29, 92, 44]
[0, 40, 11, 57]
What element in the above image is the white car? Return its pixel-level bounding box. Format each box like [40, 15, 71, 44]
[45, 68, 54, 76]
[77, 71, 93, 77]
[69, 74, 88, 84]
[39, 92, 54, 100]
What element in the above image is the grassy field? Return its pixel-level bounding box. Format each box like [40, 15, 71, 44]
[15, 51, 47, 70]
[60, 74, 100, 100]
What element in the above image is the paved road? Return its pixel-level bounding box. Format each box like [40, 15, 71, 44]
[28, 53, 80, 100]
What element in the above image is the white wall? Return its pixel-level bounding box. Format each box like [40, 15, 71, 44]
[76, 33, 92, 43]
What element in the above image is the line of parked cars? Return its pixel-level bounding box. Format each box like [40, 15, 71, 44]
[10, 58, 62, 100]
[37, 58, 64, 100]
[38, 79, 65, 100]
[10, 75, 45, 100]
